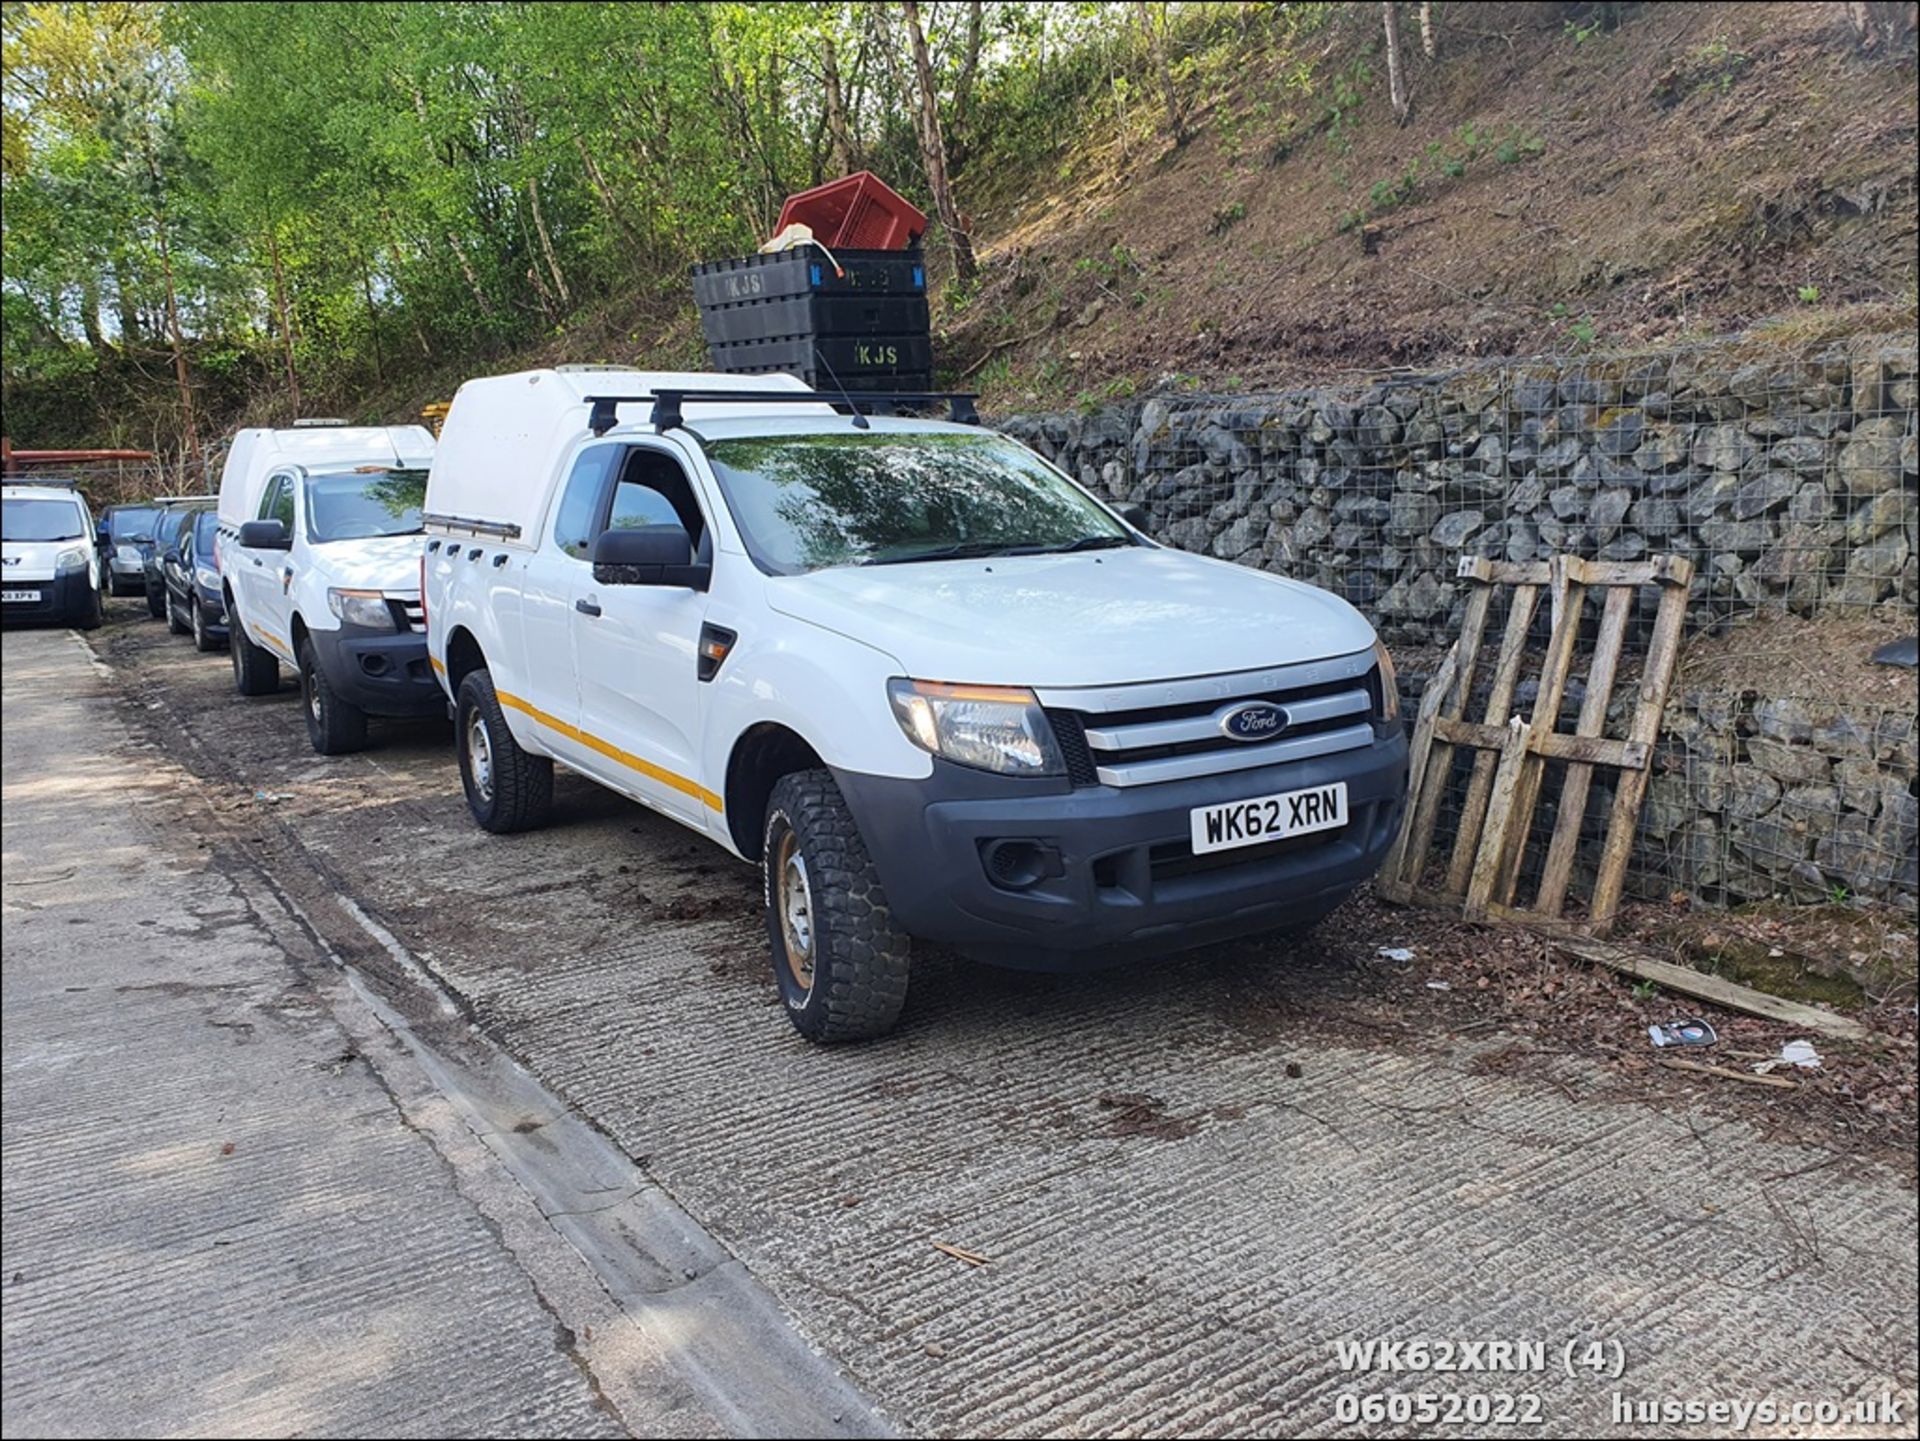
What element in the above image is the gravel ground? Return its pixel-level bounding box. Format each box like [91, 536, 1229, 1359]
[73, 600, 1920, 1437]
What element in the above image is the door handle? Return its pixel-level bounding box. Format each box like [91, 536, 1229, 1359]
[575, 597, 602, 618]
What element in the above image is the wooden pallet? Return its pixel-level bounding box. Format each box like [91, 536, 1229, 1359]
[1377, 552, 1693, 933]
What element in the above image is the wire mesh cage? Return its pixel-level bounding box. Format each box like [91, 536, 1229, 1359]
[997, 334, 1919, 912]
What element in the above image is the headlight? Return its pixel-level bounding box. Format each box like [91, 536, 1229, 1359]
[116, 544, 141, 562]
[1371, 638, 1401, 722]
[327, 588, 396, 631]
[56, 546, 90, 572]
[195, 565, 220, 589]
[887, 678, 1065, 777]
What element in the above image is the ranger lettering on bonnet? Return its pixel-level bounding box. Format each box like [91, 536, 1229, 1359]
[422, 367, 1408, 1043]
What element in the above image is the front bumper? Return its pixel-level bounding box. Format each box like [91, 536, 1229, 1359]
[192, 582, 229, 639]
[2, 569, 96, 626]
[306, 623, 443, 718]
[834, 727, 1409, 969]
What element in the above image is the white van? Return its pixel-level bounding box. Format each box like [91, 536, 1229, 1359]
[422, 369, 1408, 1042]
[216, 422, 440, 753]
[2, 482, 106, 630]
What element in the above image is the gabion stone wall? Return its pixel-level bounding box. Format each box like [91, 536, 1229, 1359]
[996, 336, 1917, 646]
[993, 335, 1919, 913]
[1645, 694, 1917, 909]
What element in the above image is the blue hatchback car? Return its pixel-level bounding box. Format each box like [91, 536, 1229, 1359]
[160, 507, 228, 651]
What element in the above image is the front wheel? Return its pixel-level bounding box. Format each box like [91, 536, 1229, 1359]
[74, 579, 103, 632]
[192, 600, 221, 652]
[229, 607, 280, 696]
[763, 769, 911, 1043]
[455, 668, 553, 833]
[166, 593, 190, 636]
[299, 640, 368, 754]
[145, 583, 166, 619]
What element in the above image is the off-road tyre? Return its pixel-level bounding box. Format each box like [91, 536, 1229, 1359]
[299, 639, 369, 755]
[762, 768, 911, 1043]
[229, 608, 280, 696]
[455, 668, 553, 834]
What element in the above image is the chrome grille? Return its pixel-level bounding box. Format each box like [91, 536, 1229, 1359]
[1040, 651, 1379, 789]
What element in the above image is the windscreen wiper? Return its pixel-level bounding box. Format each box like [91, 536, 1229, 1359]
[861, 534, 1134, 566]
[861, 540, 1014, 566]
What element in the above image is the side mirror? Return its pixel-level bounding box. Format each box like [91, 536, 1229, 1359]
[238, 518, 292, 550]
[1119, 504, 1150, 531]
[591, 525, 709, 589]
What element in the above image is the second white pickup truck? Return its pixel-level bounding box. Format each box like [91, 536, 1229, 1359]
[218, 421, 441, 754]
[423, 367, 1408, 1042]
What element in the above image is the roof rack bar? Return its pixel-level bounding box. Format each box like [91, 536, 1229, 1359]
[583, 389, 982, 438]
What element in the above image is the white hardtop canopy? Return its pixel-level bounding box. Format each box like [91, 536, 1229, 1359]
[425, 367, 845, 546]
[217, 424, 435, 525]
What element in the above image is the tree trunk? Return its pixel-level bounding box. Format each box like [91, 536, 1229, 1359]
[266, 228, 302, 417]
[952, 1, 986, 141]
[1419, 1, 1437, 59]
[821, 34, 855, 176]
[112, 259, 142, 346]
[1382, 2, 1412, 125]
[527, 174, 571, 307]
[573, 133, 640, 251]
[79, 276, 107, 352]
[143, 134, 199, 463]
[360, 254, 385, 380]
[899, 0, 976, 282]
[1133, 2, 1188, 146]
[446, 231, 496, 319]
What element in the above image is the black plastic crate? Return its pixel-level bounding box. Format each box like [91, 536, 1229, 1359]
[707, 333, 934, 386]
[692, 245, 932, 379]
[692, 247, 926, 307]
[698, 292, 929, 347]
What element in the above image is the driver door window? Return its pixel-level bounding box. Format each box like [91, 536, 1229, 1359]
[259, 474, 296, 529]
[601, 450, 710, 563]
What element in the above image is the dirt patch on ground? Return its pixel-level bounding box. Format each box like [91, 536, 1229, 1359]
[1367, 892, 1919, 1165]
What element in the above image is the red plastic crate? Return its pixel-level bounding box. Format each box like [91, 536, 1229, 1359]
[776, 172, 926, 252]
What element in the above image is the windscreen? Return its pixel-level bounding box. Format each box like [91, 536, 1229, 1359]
[191, 509, 221, 558]
[702, 432, 1130, 575]
[303, 468, 427, 542]
[3, 497, 88, 543]
[109, 506, 158, 541]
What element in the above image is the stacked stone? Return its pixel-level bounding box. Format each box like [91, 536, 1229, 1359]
[996, 336, 1918, 649]
[1643, 695, 1918, 908]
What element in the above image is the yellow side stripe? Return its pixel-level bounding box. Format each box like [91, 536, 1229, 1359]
[429, 655, 446, 675]
[495, 686, 723, 813]
[255, 626, 292, 661]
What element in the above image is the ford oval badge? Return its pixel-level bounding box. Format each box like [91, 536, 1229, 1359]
[1219, 700, 1289, 743]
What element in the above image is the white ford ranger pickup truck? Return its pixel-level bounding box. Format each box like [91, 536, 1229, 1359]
[217, 422, 441, 754]
[423, 368, 1408, 1042]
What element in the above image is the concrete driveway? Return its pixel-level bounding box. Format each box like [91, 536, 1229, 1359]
[6, 609, 1916, 1438]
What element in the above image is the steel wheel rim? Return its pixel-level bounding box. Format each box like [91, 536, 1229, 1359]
[192, 604, 203, 645]
[775, 830, 815, 993]
[306, 659, 323, 724]
[467, 710, 495, 804]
